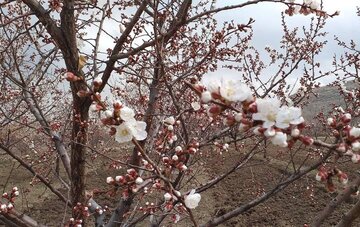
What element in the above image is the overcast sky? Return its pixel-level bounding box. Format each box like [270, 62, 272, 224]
[203, 1, 359, 88]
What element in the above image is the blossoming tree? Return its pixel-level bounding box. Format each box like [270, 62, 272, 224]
[0, 0, 359, 226]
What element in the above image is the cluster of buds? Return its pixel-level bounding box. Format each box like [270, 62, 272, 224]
[0, 187, 19, 213]
[154, 117, 180, 151]
[163, 191, 181, 211]
[101, 100, 148, 143]
[48, 0, 63, 12]
[107, 169, 145, 194]
[139, 202, 157, 214]
[92, 205, 105, 215]
[67, 217, 83, 227]
[326, 112, 360, 162]
[315, 167, 348, 192]
[72, 203, 90, 219]
[213, 142, 230, 154]
[163, 142, 200, 172]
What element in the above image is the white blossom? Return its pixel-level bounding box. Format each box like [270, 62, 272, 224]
[234, 113, 243, 122]
[164, 193, 172, 201]
[203, 79, 220, 94]
[294, 5, 301, 14]
[184, 189, 201, 209]
[352, 154, 360, 163]
[164, 116, 175, 125]
[106, 177, 114, 184]
[271, 132, 288, 147]
[309, 0, 320, 10]
[327, 117, 334, 126]
[252, 98, 281, 128]
[352, 141, 360, 152]
[350, 127, 360, 138]
[264, 128, 276, 137]
[120, 107, 135, 121]
[115, 122, 133, 143]
[167, 125, 174, 131]
[275, 106, 304, 129]
[175, 146, 182, 152]
[135, 177, 144, 185]
[7, 203, 13, 209]
[291, 128, 300, 137]
[219, 79, 252, 102]
[172, 154, 179, 161]
[115, 120, 147, 143]
[0, 204, 6, 212]
[201, 91, 212, 103]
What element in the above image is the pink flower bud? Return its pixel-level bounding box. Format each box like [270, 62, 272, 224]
[188, 147, 197, 154]
[115, 176, 126, 184]
[172, 155, 179, 161]
[327, 117, 335, 127]
[291, 128, 300, 137]
[162, 157, 170, 163]
[135, 177, 144, 185]
[337, 143, 347, 153]
[113, 100, 123, 110]
[65, 72, 81, 81]
[224, 114, 235, 126]
[351, 154, 360, 163]
[337, 171, 348, 185]
[315, 171, 328, 182]
[299, 136, 314, 146]
[164, 193, 172, 201]
[106, 177, 114, 184]
[207, 105, 221, 117]
[175, 146, 182, 152]
[341, 113, 352, 124]
[234, 113, 243, 122]
[93, 76, 103, 87]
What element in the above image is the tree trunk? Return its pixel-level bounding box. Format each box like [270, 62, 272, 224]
[70, 96, 90, 220]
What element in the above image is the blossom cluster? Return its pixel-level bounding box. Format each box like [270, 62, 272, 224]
[315, 166, 348, 192]
[195, 78, 307, 148]
[100, 100, 147, 143]
[0, 187, 19, 213]
[285, 0, 334, 17]
[327, 113, 360, 163]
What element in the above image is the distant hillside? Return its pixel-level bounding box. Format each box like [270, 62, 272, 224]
[301, 80, 359, 126]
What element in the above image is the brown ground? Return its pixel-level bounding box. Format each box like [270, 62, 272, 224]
[1, 142, 359, 227]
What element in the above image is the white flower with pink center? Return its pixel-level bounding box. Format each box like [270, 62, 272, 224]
[252, 98, 281, 128]
[219, 79, 252, 102]
[275, 106, 304, 129]
[115, 120, 147, 143]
